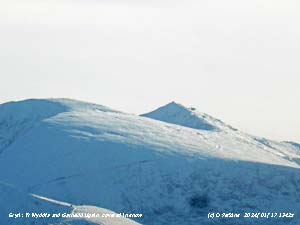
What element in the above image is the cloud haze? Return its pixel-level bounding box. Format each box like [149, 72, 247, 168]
[0, 0, 299, 142]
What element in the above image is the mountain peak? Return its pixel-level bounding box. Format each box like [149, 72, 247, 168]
[165, 101, 199, 112]
[141, 102, 218, 131]
[159, 101, 193, 113]
[165, 101, 186, 107]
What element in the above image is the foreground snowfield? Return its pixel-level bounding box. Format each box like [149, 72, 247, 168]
[0, 99, 299, 225]
[0, 183, 141, 225]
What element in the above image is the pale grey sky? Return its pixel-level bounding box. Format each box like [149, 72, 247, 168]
[0, 0, 299, 142]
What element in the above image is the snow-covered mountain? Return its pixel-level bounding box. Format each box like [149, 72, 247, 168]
[142, 102, 300, 167]
[141, 102, 221, 131]
[0, 99, 299, 225]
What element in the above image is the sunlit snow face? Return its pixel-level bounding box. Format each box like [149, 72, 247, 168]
[0, 0, 299, 142]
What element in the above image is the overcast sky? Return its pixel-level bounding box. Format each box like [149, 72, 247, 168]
[0, 0, 299, 142]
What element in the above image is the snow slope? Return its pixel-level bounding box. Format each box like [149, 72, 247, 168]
[141, 102, 220, 131]
[0, 99, 117, 154]
[0, 183, 140, 225]
[142, 102, 300, 167]
[0, 99, 299, 225]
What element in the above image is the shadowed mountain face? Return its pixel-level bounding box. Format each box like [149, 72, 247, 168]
[0, 99, 299, 225]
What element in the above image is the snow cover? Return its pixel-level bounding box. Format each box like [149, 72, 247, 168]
[142, 101, 300, 167]
[0, 99, 299, 225]
[0, 99, 117, 154]
[141, 102, 219, 131]
[0, 183, 140, 225]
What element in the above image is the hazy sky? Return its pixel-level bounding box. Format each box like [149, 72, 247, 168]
[0, 0, 299, 142]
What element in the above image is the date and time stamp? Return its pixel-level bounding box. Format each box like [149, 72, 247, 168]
[207, 212, 295, 219]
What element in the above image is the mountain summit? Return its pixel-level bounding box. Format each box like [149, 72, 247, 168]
[141, 101, 236, 132]
[142, 102, 217, 131]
